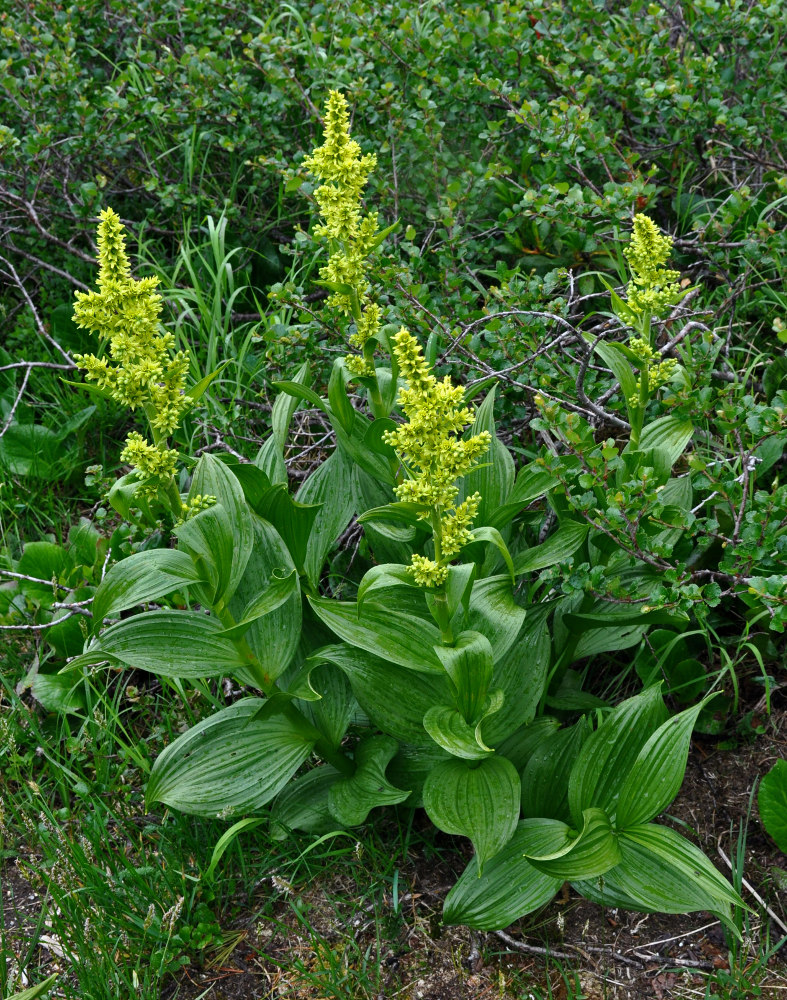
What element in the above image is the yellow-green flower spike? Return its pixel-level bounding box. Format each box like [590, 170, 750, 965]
[623, 214, 681, 318]
[304, 91, 383, 371]
[383, 328, 490, 587]
[73, 208, 190, 491]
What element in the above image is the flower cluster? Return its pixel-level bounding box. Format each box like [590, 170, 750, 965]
[384, 328, 490, 586]
[303, 91, 382, 375]
[623, 214, 682, 318]
[73, 207, 189, 490]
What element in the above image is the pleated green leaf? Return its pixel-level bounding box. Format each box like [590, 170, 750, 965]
[66, 609, 247, 678]
[92, 548, 205, 626]
[146, 698, 315, 817]
[423, 755, 520, 874]
[615, 700, 706, 828]
[443, 822, 562, 930]
[328, 735, 410, 826]
[519, 808, 621, 881]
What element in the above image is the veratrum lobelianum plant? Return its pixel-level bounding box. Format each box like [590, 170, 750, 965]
[64, 93, 744, 935]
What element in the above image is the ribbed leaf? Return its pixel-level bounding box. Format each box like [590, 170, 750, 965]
[186, 452, 254, 601]
[328, 735, 410, 825]
[311, 643, 450, 745]
[423, 704, 493, 760]
[423, 755, 520, 874]
[296, 447, 356, 586]
[521, 717, 591, 824]
[638, 415, 694, 466]
[228, 514, 301, 683]
[270, 765, 342, 839]
[759, 759, 787, 852]
[146, 698, 314, 817]
[434, 631, 494, 723]
[567, 684, 668, 827]
[466, 575, 525, 663]
[66, 610, 246, 678]
[92, 548, 205, 626]
[519, 808, 621, 881]
[443, 822, 562, 930]
[514, 521, 588, 575]
[487, 463, 558, 531]
[615, 700, 705, 828]
[461, 385, 513, 524]
[309, 596, 443, 674]
[574, 823, 742, 929]
[481, 619, 551, 745]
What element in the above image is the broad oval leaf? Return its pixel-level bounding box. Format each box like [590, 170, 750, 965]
[443, 822, 562, 930]
[513, 521, 588, 575]
[519, 808, 622, 881]
[228, 514, 301, 683]
[466, 575, 525, 664]
[574, 823, 742, 927]
[296, 447, 356, 587]
[521, 717, 592, 824]
[66, 609, 248, 678]
[328, 735, 410, 826]
[423, 755, 520, 874]
[92, 548, 205, 626]
[146, 698, 315, 817]
[310, 644, 450, 746]
[434, 631, 494, 723]
[270, 765, 343, 840]
[186, 453, 254, 601]
[758, 759, 787, 852]
[638, 415, 694, 467]
[423, 705, 493, 760]
[309, 596, 443, 674]
[481, 619, 551, 746]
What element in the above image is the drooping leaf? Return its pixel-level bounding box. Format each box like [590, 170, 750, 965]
[146, 698, 315, 817]
[443, 823, 562, 930]
[328, 735, 410, 825]
[423, 755, 520, 874]
[356, 563, 417, 615]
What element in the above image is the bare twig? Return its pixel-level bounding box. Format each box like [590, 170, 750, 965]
[0, 365, 31, 438]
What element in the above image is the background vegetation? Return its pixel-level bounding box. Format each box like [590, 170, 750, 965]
[1, 1, 786, 997]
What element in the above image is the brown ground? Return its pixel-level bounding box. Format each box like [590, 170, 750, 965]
[3, 704, 787, 1000]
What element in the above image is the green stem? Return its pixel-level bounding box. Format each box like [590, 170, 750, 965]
[428, 510, 454, 645]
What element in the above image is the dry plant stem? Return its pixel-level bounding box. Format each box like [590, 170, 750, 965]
[0, 365, 30, 439]
[717, 843, 787, 937]
[0, 254, 74, 364]
[493, 929, 718, 971]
